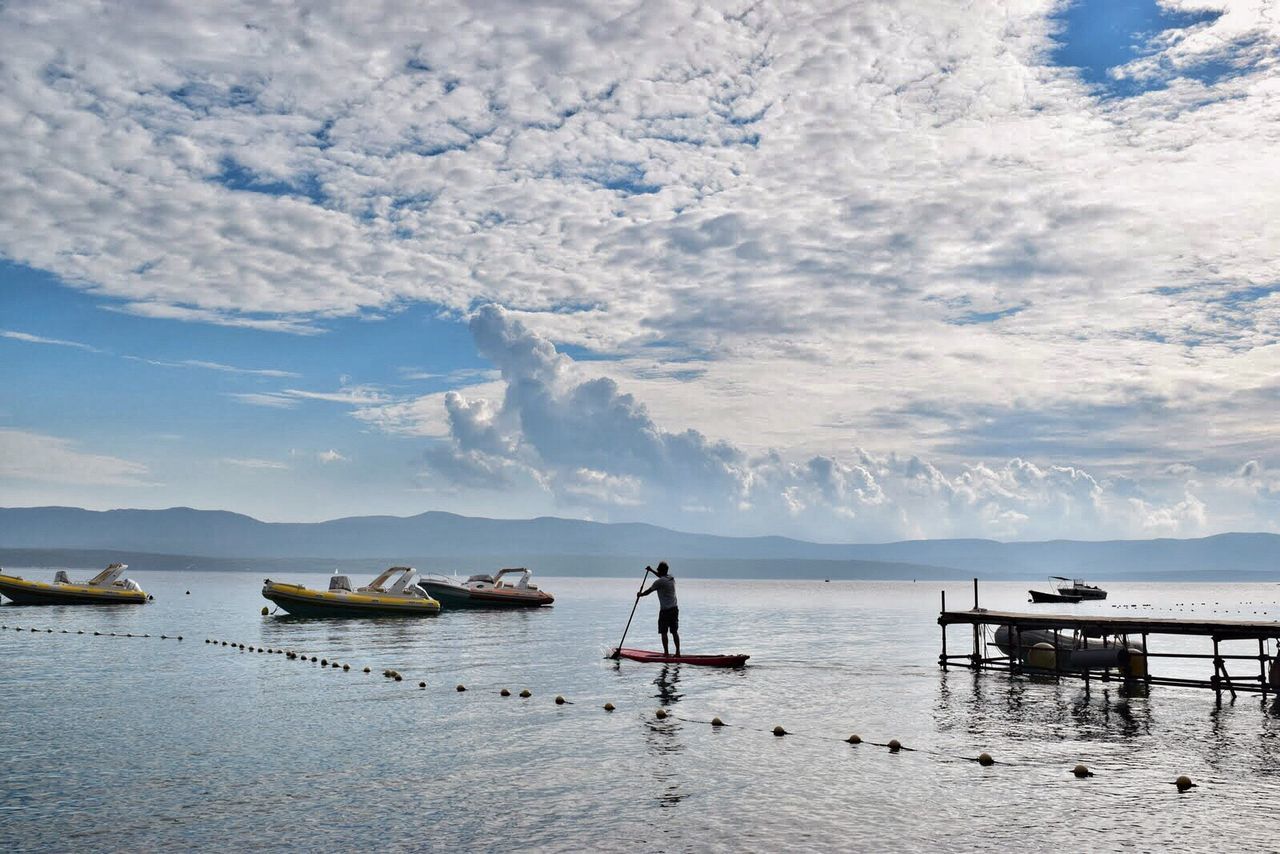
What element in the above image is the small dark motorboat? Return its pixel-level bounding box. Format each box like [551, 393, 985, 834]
[609, 647, 749, 667]
[1029, 589, 1083, 604]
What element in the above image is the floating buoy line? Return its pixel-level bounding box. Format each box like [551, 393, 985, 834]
[1, 622, 184, 641]
[1, 623, 1204, 793]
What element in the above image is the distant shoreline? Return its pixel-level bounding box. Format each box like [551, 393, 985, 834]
[4, 548, 1278, 583]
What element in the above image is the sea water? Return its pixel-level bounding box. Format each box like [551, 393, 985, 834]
[2, 572, 1279, 851]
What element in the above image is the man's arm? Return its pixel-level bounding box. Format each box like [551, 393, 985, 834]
[636, 565, 656, 597]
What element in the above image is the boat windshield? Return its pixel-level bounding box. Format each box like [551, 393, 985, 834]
[360, 566, 416, 593]
[86, 563, 127, 585]
[495, 568, 531, 588]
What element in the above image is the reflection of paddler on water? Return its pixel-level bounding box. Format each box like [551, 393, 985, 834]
[637, 561, 680, 656]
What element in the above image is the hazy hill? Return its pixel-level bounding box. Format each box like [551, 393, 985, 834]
[0, 506, 1276, 579]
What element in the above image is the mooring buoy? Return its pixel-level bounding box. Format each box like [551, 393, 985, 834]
[888, 739, 901, 752]
[500, 688, 511, 697]
[603, 702, 615, 711]
[977, 753, 994, 766]
[655, 709, 668, 719]
[456, 684, 467, 692]
[711, 717, 725, 727]
[519, 689, 531, 698]
[419, 681, 426, 688]
[261, 606, 269, 616]
[773, 726, 788, 737]
[1073, 764, 1092, 778]
[1176, 775, 1196, 792]
[846, 734, 862, 744]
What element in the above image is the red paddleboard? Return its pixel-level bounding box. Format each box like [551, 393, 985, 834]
[611, 647, 749, 667]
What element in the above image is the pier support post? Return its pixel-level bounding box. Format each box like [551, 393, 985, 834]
[970, 579, 980, 669]
[939, 590, 948, 671]
[1260, 639, 1268, 700]
[1211, 637, 1220, 701]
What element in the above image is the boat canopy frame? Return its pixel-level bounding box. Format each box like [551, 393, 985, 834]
[359, 566, 419, 593]
[86, 563, 128, 586]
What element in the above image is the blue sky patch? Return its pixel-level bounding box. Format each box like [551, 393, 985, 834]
[213, 157, 326, 203]
[1051, 0, 1223, 95]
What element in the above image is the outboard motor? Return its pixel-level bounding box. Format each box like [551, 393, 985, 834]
[53, 570, 70, 584]
[329, 574, 352, 592]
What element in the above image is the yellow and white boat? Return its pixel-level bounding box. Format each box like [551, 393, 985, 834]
[262, 567, 441, 617]
[0, 563, 150, 605]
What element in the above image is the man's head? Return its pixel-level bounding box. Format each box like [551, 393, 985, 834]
[656, 561, 669, 576]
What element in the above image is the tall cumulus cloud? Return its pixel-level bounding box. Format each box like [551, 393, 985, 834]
[420, 306, 1245, 541]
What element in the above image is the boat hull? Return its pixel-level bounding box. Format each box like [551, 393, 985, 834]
[262, 583, 440, 618]
[610, 647, 749, 667]
[0, 574, 149, 605]
[1029, 589, 1083, 604]
[994, 626, 1144, 672]
[417, 580, 553, 608]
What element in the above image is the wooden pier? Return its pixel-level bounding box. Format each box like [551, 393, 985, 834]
[938, 581, 1280, 701]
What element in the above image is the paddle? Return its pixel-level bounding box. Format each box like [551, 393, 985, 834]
[609, 566, 654, 659]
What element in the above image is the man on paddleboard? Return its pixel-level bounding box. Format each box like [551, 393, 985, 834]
[637, 561, 680, 656]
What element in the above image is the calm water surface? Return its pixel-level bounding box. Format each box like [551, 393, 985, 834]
[3, 572, 1280, 851]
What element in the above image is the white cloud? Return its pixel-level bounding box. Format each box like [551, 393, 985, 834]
[226, 392, 299, 409]
[127, 356, 298, 377]
[317, 449, 347, 464]
[222, 457, 288, 470]
[407, 305, 1261, 540]
[1, 330, 102, 352]
[279, 385, 389, 406]
[2, 2, 1277, 535]
[0, 429, 153, 486]
[179, 360, 298, 378]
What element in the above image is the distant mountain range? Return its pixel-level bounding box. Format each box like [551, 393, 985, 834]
[0, 506, 1277, 580]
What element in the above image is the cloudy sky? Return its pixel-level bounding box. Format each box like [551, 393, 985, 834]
[1, 0, 1277, 542]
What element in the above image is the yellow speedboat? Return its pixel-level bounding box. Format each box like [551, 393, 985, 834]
[262, 567, 441, 617]
[0, 563, 150, 605]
